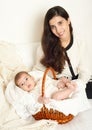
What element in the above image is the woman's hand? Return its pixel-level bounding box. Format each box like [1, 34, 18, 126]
[38, 95, 50, 104]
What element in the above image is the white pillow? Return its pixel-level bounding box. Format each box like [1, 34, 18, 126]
[0, 41, 23, 68]
[16, 42, 40, 69]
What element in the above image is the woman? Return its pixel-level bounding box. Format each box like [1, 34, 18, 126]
[33, 6, 91, 86]
[32, 6, 91, 117]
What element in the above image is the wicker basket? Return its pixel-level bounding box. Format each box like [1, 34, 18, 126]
[32, 67, 74, 124]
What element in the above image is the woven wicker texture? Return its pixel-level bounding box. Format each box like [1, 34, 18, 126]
[32, 67, 74, 124]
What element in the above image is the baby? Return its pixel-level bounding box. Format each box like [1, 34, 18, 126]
[15, 71, 76, 104]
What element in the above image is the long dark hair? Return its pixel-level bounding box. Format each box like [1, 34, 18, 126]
[41, 6, 73, 73]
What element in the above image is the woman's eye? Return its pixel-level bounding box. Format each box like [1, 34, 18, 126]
[58, 21, 62, 25]
[50, 25, 55, 30]
[26, 78, 28, 80]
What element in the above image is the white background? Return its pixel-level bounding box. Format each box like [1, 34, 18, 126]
[0, 0, 92, 72]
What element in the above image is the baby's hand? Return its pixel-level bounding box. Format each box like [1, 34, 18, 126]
[38, 96, 50, 104]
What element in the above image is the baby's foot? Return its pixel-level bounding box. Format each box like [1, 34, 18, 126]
[66, 82, 76, 91]
[57, 80, 65, 89]
[60, 77, 70, 84]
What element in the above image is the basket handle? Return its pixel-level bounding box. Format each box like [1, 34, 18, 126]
[42, 67, 56, 97]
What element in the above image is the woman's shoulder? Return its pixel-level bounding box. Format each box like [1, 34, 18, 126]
[73, 29, 88, 49]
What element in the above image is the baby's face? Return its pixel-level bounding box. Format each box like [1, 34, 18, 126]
[17, 73, 35, 92]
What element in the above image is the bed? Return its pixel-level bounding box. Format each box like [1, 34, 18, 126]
[0, 41, 92, 130]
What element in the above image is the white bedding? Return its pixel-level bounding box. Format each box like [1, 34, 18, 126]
[0, 41, 92, 130]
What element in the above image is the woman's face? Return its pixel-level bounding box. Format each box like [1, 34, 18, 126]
[49, 16, 70, 41]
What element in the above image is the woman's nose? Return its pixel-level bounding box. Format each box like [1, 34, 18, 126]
[56, 27, 61, 33]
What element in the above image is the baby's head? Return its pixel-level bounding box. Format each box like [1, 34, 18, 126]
[15, 71, 36, 92]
